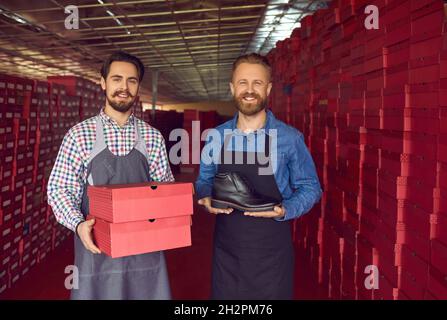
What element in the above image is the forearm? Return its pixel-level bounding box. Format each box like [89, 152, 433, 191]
[47, 130, 85, 232]
[280, 182, 322, 221]
[195, 179, 213, 200]
[47, 188, 85, 232]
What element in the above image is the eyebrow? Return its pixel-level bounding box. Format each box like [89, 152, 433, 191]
[110, 75, 139, 81]
[238, 79, 265, 83]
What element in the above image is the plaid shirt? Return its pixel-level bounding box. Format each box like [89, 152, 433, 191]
[47, 109, 174, 232]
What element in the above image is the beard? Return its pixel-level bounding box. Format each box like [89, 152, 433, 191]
[234, 92, 267, 116]
[106, 89, 137, 113]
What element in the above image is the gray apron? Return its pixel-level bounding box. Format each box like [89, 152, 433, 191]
[71, 115, 171, 300]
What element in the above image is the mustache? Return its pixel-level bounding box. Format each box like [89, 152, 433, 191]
[238, 92, 261, 100]
[112, 90, 134, 98]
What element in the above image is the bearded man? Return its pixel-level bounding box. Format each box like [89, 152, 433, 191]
[196, 53, 322, 300]
[48, 51, 174, 300]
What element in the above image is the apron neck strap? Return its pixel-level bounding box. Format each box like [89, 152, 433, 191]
[133, 116, 142, 142]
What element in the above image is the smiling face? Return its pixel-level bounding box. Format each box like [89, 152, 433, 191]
[101, 61, 140, 113]
[230, 62, 272, 116]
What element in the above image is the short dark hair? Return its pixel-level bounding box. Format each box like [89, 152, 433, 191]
[100, 51, 145, 82]
[231, 53, 271, 81]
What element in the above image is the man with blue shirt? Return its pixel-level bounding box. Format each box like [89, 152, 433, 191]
[195, 53, 322, 300]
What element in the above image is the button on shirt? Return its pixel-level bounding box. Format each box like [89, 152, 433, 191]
[47, 109, 174, 232]
[195, 110, 322, 221]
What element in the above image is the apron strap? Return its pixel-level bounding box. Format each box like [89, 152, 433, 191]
[87, 115, 151, 186]
[133, 116, 152, 171]
[87, 116, 108, 185]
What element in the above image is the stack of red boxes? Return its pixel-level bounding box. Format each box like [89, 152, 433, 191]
[270, 39, 293, 125]
[0, 73, 114, 295]
[2, 72, 152, 295]
[47, 76, 100, 121]
[268, 0, 447, 299]
[87, 182, 194, 258]
[143, 109, 184, 174]
[429, 5, 447, 300]
[0, 74, 65, 295]
[180, 110, 218, 173]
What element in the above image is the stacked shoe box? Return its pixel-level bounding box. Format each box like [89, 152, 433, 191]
[0, 74, 109, 295]
[87, 182, 194, 258]
[47, 76, 98, 121]
[180, 110, 218, 174]
[0, 74, 33, 293]
[24, 81, 52, 275]
[270, 38, 293, 125]
[375, 0, 444, 300]
[428, 9, 447, 300]
[143, 109, 183, 174]
[0, 75, 46, 293]
[267, 0, 447, 300]
[355, 0, 392, 300]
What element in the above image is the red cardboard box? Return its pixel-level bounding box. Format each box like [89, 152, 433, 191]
[377, 170, 407, 199]
[380, 150, 437, 186]
[438, 134, 447, 162]
[385, 17, 411, 47]
[0, 268, 7, 294]
[410, 33, 442, 60]
[86, 182, 194, 258]
[410, 1, 444, 37]
[433, 187, 447, 215]
[379, 131, 437, 160]
[438, 161, 447, 190]
[427, 265, 447, 299]
[384, 0, 410, 26]
[398, 266, 426, 300]
[385, 40, 410, 67]
[89, 215, 192, 258]
[395, 242, 430, 285]
[381, 107, 439, 134]
[430, 214, 447, 246]
[430, 239, 447, 274]
[385, 62, 409, 88]
[88, 182, 194, 223]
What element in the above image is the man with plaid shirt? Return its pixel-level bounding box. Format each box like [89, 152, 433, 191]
[48, 51, 173, 300]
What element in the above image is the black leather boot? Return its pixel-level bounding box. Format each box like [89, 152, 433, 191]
[211, 172, 280, 212]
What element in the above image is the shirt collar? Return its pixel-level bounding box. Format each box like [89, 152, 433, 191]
[99, 107, 135, 129]
[230, 109, 275, 135]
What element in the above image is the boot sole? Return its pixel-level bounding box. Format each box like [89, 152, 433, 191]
[211, 199, 279, 212]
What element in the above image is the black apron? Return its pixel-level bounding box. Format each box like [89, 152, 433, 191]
[211, 132, 294, 300]
[71, 115, 171, 300]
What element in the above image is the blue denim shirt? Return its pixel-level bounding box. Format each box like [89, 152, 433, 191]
[195, 109, 322, 221]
